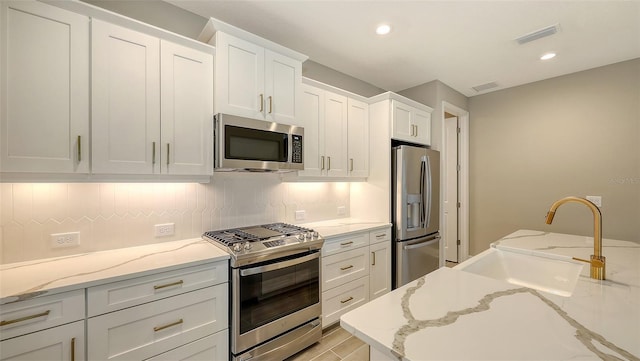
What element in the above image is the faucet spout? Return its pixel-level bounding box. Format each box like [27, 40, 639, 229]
[545, 196, 605, 280]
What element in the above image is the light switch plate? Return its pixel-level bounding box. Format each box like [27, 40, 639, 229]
[50, 232, 80, 248]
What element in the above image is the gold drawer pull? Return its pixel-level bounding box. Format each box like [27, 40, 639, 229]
[71, 337, 76, 361]
[340, 296, 354, 304]
[340, 265, 354, 271]
[375, 233, 386, 238]
[0, 310, 50, 327]
[340, 241, 353, 247]
[153, 280, 184, 290]
[372, 252, 376, 266]
[154, 318, 183, 332]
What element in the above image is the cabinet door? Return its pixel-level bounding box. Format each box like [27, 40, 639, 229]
[0, 321, 85, 361]
[160, 40, 213, 175]
[215, 31, 264, 119]
[369, 240, 391, 301]
[298, 84, 324, 176]
[413, 109, 432, 145]
[0, 1, 89, 173]
[91, 19, 160, 174]
[144, 330, 228, 361]
[323, 91, 348, 177]
[347, 98, 369, 178]
[264, 49, 301, 125]
[391, 100, 414, 142]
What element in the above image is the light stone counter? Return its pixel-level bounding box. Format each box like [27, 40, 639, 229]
[0, 238, 229, 305]
[300, 218, 391, 238]
[341, 230, 640, 361]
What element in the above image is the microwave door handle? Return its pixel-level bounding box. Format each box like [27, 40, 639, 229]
[240, 252, 320, 276]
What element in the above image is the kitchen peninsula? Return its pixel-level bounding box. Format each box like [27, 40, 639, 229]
[341, 230, 640, 360]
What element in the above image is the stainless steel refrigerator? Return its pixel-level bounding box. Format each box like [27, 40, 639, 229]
[392, 145, 440, 289]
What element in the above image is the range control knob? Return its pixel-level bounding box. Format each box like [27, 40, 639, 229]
[232, 243, 242, 253]
[243, 242, 252, 250]
[297, 234, 305, 242]
[313, 231, 319, 239]
[305, 232, 313, 240]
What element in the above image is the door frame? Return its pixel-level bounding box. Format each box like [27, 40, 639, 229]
[441, 101, 470, 262]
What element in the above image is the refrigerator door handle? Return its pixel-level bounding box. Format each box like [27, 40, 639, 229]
[424, 155, 432, 229]
[403, 237, 440, 250]
[419, 158, 426, 227]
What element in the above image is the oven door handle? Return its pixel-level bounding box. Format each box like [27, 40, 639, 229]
[240, 252, 320, 276]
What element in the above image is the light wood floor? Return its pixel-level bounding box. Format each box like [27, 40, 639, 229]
[285, 324, 369, 361]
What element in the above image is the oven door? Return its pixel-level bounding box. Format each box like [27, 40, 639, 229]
[232, 251, 321, 355]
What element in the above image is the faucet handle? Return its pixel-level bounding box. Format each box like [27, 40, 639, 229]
[572, 256, 605, 268]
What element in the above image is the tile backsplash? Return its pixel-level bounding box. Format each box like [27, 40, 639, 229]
[0, 173, 350, 264]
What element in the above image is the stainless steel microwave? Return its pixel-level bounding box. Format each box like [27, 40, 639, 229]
[214, 113, 304, 172]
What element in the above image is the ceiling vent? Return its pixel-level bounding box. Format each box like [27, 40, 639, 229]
[515, 24, 560, 45]
[472, 82, 499, 93]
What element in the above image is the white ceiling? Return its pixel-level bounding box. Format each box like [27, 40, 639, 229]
[168, 0, 640, 97]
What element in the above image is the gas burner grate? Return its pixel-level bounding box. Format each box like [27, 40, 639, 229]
[202, 230, 259, 246]
[262, 223, 311, 236]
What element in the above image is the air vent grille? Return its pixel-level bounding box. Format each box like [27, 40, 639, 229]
[472, 82, 499, 93]
[515, 24, 560, 45]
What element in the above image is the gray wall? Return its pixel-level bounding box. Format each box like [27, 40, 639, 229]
[468, 58, 640, 254]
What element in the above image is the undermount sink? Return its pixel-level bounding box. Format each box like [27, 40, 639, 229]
[455, 247, 584, 297]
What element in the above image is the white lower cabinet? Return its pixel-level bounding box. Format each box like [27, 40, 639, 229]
[320, 226, 391, 328]
[145, 330, 228, 361]
[0, 290, 86, 361]
[0, 321, 85, 361]
[87, 262, 229, 361]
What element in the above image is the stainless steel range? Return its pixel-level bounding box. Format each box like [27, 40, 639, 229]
[203, 223, 324, 361]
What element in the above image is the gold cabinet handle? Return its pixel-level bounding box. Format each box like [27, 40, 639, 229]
[154, 318, 183, 332]
[71, 337, 76, 361]
[77, 136, 82, 162]
[340, 241, 353, 247]
[327, 156, 331, 171]
[340, 296, 354, 304]
[259, 94, 264, 112]
[152, 142, 156, 165]
[166, 143, 170, 166]
[153, 280, 184, 290]
[375, 233, 386, 239]
[349, 158, 353, 172]
[340, 265, 354, 271]
[414, 124, 418, 137]
[372, 251, 376, 266]
[268, 95, 273, 114]
[320, 156, 325, 170]
[0, 310, 50, 327]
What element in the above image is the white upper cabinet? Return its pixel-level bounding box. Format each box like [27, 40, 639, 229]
[0, 1, 89, 173]
[347, 98, 369, 178]
[299, 81, 369, 179]
[160, 40, 214, 176]
[92, 20, 214, 176]
[91, 19, 161, 174]
[391, 99, 432, 145]
[199, 19, 307, 126]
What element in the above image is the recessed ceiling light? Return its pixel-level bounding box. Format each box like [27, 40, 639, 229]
[376, 24, 391, 35]
[541, 52, 556, 60]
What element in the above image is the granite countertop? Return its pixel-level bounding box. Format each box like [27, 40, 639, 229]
[340, 230, 640, 360]
[301, 218, 391, 238]
[0, 238, 229, 305]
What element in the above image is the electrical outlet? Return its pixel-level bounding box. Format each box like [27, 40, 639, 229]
[154, 223, 175, 237]
[337, 206, 346, 216]
[50, 232, 80, 248]
[295, 210, 306, 221]
[586, 196, 602, 207]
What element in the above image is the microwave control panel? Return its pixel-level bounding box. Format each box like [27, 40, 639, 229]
[292, 135, 303, 163]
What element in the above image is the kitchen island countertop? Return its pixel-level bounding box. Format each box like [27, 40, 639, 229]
[340, 230, 640, 360]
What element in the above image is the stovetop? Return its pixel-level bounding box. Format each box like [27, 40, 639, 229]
[203, 223, 324, 267]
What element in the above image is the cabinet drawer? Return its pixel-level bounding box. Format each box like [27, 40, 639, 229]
[0, 289, 84, 341]
[370, 228, 391, 245]
[0, 320, 84, 361]
[88, 284, 228, 361]
[144, 329, 228, 361]
[321, 232, 369, 257]
[88, 262, 227, 317]
[321, 276, 369, 328]
[322, 247, 369, 291]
